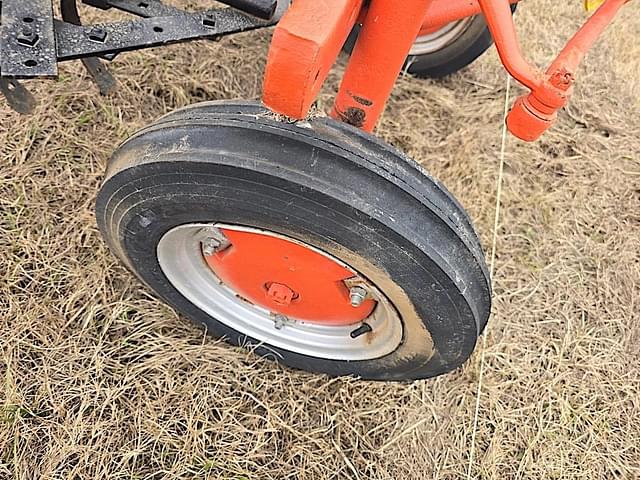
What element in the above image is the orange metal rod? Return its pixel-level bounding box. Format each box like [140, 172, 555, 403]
[477, 0, 544, 91]
[263, 0, 627, 140]
[332, 0, 434, 131]
[549, 0, 628, 74]
[421, 0, 520, 30]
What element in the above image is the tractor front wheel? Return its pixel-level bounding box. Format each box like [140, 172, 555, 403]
[96, 101, 490, 380]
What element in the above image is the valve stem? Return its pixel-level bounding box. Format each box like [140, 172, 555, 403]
[350, 323, 372, 339]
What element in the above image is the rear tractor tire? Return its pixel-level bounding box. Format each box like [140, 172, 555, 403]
[96, 101, 491, 380]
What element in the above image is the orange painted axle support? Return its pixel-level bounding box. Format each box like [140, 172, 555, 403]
[331, 0, 434, 131]
[263, 0, 475, 124]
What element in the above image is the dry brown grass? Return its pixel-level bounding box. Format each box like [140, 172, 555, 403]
[1, 1, 639, 478]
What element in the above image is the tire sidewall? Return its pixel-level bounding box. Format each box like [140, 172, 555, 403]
[97, 108, 490, 380]
[406, 15, 492, 78]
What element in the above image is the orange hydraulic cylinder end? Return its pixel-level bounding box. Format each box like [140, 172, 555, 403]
[332, 0, 434, 132]
[506, 97, 556, 142]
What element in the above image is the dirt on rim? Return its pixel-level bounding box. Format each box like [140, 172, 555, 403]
[1, 1, 639, 478]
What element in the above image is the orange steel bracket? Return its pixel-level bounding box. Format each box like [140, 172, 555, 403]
[262, 0, 364, 119]
[263, 0, 504, 129]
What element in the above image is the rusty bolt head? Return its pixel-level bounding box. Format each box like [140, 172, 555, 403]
[201, 228, 231, 256]
[549, 68, 575, 91]
[202, 13, 216, 28]
[202, 237, 222, 256]
[17, 30, 39, 47]
[88, 27, 108, 43]
[273, 314, 288, 330]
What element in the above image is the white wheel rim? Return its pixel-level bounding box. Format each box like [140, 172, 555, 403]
[410, 17, 474, 56]
[156, 224, 404, 361]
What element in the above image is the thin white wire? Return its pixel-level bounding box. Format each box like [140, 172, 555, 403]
[466, 73, 512, 479]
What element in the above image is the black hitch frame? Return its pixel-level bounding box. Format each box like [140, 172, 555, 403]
[0, 0, 277, 112]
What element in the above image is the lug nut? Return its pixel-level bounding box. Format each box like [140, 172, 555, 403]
[274, 314, 287, 330]
[202, 237, 222, 256]
[349, 286, 368, 307]
[200, 227, 231, 256]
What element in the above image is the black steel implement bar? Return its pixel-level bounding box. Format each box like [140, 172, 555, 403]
[82, 0, 277, 20]
[0, 0, 58, 77]
[53, 8, 268, 62]
[98, 0, 277, 21]
[0, 3, 272, 78]
[0, 0, 276, 111]
[96, 0, 187, 18]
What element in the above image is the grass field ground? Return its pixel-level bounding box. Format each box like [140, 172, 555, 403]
[1, 1, 639, 478]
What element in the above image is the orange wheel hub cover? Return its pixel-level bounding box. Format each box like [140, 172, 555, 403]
[204, 227, 375, 326]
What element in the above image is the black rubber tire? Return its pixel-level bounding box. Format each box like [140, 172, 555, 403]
[96, 100, 491, 381]
[344, 6, 516, 78]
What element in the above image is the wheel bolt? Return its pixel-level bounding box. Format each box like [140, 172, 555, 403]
[201, 227, 230, 256]
[202, 237, 222, 256]
[349, 286, 368, 307]
[274, 314, 288, 330]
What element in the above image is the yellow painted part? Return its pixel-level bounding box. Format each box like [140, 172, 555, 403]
[584, 0, 605, 12]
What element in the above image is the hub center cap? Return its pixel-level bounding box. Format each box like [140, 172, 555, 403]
[266, 282, 297, 306]
[156, 223, 404, 361]
[203, 227, 375, 326]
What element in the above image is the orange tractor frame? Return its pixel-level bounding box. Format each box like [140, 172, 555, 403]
[263, 0, 629, 140]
